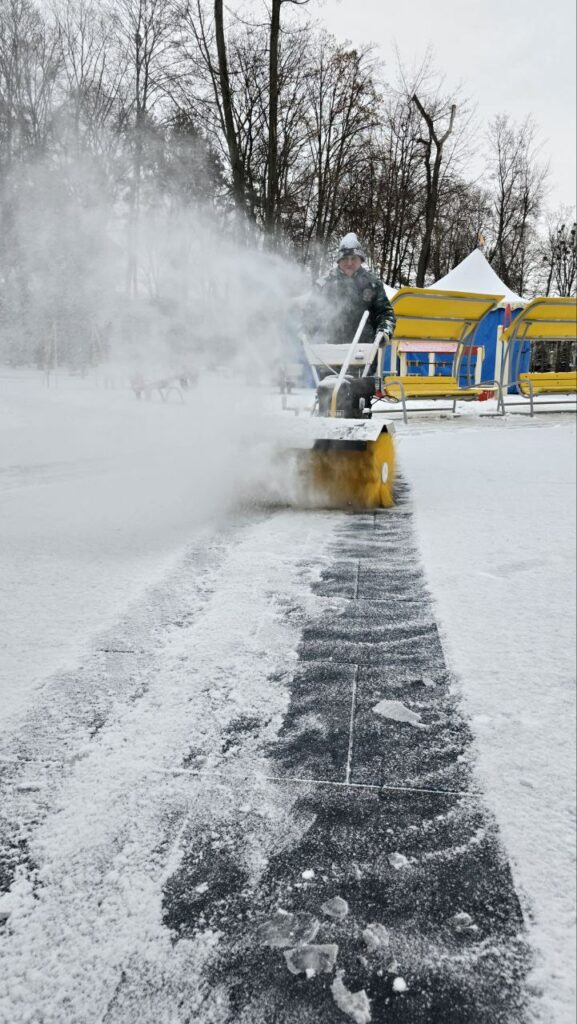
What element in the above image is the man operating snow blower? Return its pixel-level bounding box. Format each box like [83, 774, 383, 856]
[293, 233, 398, 509]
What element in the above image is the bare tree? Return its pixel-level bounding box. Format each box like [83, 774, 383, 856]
[299, 36, 378, 270]
[486, 114, 548, 294]
[113, 0, 175, 293]
[353, 89, 425, 286]
[265, 0, 309, 235]
[171, 2, 312, 232]
[52, 0, 128, 160]
[429, 178, 490, 279]
[214, 0, 246, 209]
[179, 0, 311, 226]
[411, 91, 456, 286]
[0, 0, 61, 168]
[540, 212, 577, 297]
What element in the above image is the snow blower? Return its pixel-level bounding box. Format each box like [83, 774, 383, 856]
[294, 312, 396, 509]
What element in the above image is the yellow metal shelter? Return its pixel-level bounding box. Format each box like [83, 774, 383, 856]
[500, 296, 577, 414]
[501, 296, 577, 343]
[390, 287, 503, 344]
[379, 288, 503, 420]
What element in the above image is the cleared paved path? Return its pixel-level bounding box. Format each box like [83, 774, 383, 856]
[164, 484, 532, 1024]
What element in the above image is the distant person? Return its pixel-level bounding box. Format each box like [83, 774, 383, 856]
[315, 233, 396, 364]
[130, 372, 148, 400]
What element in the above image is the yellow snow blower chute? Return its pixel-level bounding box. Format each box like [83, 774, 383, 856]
[295, 312, 396, 509]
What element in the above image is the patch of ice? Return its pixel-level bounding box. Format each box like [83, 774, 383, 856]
[284, 944, 338, 977]
[388, 852, 410, 871]
[301, 869, 315, 881]
[373, 700, 425, 729]
[256, 911, 320, 949]
[422, 676, 437, 689]
[331, 971, 372, 1023]
[393, 977, 408, 993]
[321, 896, 349, 921]
[451, 911, 479, 935]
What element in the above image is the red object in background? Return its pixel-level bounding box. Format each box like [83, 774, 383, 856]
[477, 390, 493, 402]
[503, 303, 513, 330]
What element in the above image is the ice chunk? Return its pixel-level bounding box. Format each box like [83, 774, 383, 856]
[373, 700, 425, 729]
[388, 852, 410, 871]
[331, 971, 372, 1023]
[362, 923, 390, 952]
[450, 912, 479, 935]
[256, 910, 320, 949]
[321, 896, 349, 921]
[393, 977, 408, 993]
[302, 869, 315, 881]
[284, 944, 339, 977]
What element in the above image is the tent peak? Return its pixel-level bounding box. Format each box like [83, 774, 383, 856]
[429, 250, 526, 307]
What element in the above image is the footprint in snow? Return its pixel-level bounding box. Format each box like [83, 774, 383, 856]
[478, 556, 547, 581]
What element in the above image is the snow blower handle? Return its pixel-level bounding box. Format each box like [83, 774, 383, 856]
[361, 330, 385, 378]
[377, 341, 385, 377]
[329, 311, 370, 417]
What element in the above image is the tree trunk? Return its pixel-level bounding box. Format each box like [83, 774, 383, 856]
[412, 94, 456, 287]
[127, 28, 144, 297]
[266, 0, 281, 235]
[214, 0, 245, 210]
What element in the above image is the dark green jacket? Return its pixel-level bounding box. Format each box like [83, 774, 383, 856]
[315, 266, 396, 346]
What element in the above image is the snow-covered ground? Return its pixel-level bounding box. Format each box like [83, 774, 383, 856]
[0, 369, 296, 726]
[396, 414, 576, 1024]
[0, 370, 575, 1022]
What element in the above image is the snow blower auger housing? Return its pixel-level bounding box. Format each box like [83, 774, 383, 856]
[299, 312, 396, 509]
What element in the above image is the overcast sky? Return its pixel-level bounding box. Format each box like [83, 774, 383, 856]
[314, 0, 576, 211]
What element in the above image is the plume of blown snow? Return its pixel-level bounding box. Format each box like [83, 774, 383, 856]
[0, 145, 318, 512]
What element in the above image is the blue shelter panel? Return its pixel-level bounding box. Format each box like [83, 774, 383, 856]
[472, 306, 526, 387]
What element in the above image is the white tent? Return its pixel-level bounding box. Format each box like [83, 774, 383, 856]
[429, 249, 526, 308]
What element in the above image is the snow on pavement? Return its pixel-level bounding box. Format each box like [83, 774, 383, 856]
[0, 505, 338, 1024]
[1, 371, 575, 1022]
[397, 413, 576, 1024]
[0, 370, 301, 729]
